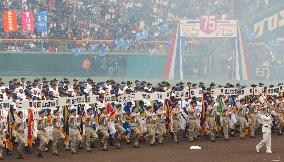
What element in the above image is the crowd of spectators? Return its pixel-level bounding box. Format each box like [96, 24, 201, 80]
[0, 0, 281, 53]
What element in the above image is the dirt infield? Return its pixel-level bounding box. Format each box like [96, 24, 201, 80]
[4, 134, 283, 162]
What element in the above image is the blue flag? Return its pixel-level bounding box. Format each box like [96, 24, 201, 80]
[37, 11, 48, 33]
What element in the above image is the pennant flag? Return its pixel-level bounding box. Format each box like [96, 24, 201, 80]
[216, 96, 223, 125]
[37, 11, 48, 33]
[21, 10, 35, 33]
[27, 109, 34, 149]
[163, 23, 184, 80]
[3, 10, 18, 32]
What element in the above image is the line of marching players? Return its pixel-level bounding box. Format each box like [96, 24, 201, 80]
[0, 95, 284, 160]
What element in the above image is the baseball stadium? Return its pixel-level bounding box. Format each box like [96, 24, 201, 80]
[0, 0, 284, 162]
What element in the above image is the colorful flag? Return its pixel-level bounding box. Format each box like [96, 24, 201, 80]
[164, 99, 173, 130]
[27, 109, 34, 149]
[3, 10, 18, 32]
[21, 10, 35, 33]
[37, 11, 48, 33]
[106, 103, 115, 120]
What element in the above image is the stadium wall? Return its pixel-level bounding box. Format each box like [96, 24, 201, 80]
[0, 52, 166, 79]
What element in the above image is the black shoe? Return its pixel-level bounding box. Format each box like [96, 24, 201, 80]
[102, 148, 109, 151]
[150, 143, 157, 146]
[86, 150, 92, 153]
[133, 145, 139, 148]
[0, 157, 3, 160]
[17, 156, 24, 159]
[53, 153, 59, 156]
[65, 148, 71, 151]
[71, 151, 78, 154]
[250, 136, 256, 138]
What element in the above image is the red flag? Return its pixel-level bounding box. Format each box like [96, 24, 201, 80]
[106, 103, 115, 119]
[27, 109, 34, 148]
[21, 10, 35, 33]
[3, 10, 18, 32]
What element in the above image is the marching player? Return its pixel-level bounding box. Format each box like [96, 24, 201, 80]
[52, 109, 65, 156]
[99, 107, 109, 151]
[69, 108, 82, 154]
[249, 98, 261, 138]
[37, 109, 48, 158]
[180, 98, 189, 138]
[206, 100, 217, 141]
[171, 102, 181, 143]
[145, 106, 156, 146]
[222, 99, 230, 141]
[256, 107, 273, 154]
[188, 100, 200, 142]
[0, 111, 4, 160]
[84, 108, 98, 152]
[130, 107, 142, 148]
[238, 99, 249, 139]
[14, 111, 26, 159]
[275, 95, 284, 135]
[114, 104, 126, 149]
[155, 105, 166, 145]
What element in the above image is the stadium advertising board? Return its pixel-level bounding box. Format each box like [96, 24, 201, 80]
[180, 16, 238, 38]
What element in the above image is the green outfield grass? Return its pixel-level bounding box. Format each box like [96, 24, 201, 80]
[0, 76, 280, 86]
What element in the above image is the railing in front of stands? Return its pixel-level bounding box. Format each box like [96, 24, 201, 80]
[0, 39, 169, 54]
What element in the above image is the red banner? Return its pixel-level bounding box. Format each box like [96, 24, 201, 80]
[3, 10, 18, 32]
[21, 10, 35, 33]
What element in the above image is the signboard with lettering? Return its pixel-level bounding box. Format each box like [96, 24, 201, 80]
[180, 18, 237, 38]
